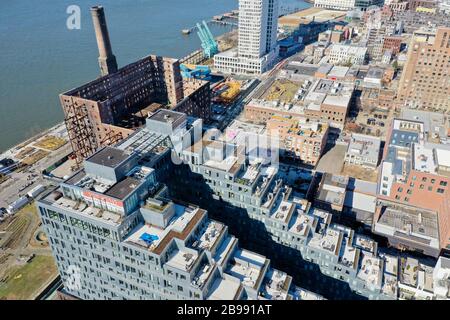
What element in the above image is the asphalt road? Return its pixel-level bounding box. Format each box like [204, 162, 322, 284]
[0, 143, 72, 208]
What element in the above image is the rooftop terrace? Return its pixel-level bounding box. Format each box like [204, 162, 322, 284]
[226, 249, 268, 290]
[357, 252, 383, 289]
[308, 228, 342, 256]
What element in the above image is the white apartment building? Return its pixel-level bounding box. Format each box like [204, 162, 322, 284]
[328, 44, 368, 65]
[314, 0, 356, 11]
[214, 0, 279, 75]
[344, 133, 381, 168]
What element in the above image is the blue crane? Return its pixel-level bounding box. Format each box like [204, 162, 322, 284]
[196, 20, 219, 58]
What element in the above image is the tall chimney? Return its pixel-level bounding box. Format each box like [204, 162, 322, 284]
[90, 6, 118, 76]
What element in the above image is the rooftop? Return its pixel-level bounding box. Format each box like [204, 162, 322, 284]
[328, 66, 349, 79]
[339, 238, 359, 269]
[115, 128, 170, 157]
[126, 204, 205, 255]
[354, 234, 377, 254]
[346, 133, 381, 160]
[226, 249, 268, 290]
[378, 205, 440, 242]
[104, 176, 141, 199]
[357, 252, 383, 289]
[292, 287, 325, 300]
[270, 200, 295, 224]
[304, 79, 353, 109]
[86, 147, 129, 168]
[166, 249, 199, 271]
[400, 257, 434, 293]
[207, 276, 241, 300]
[191, 220, 225, 252]
[317, 173, 348, 207]
[147, 109, 186, 125]
[41, 190, 122, 226]
[308, 228, 342, 256]
[289, 213, 315, 237]
[260, 269, 290, 300]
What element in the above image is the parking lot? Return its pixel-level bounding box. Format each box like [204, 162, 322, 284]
[349, 108, 394, 138]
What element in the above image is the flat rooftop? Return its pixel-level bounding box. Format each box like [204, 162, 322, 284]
[166, 249, 198, 271]
[357, 252, 383, 289]
[41, 190, 122, 226]
[207, 276, 241, 300]
[339, 237, 359, 270]
[226, 249, 267, 289]
[279, 8, 346, 26]
[413, 143, 436, 173]
[283, 62, 319, 76]
[328, 66, 349, 79]
[347, 133, 381, 160]
[317, 174, 348, 206]
[292, 287, 325, 300]
[289, 213, 315, 237]
[400, 257, 434, 293]
[270, 200, 295, 224]
[378, 205, 439, 241]
[126, 204, 204, 254]
[304, 79, 353, 109]
[354, 234, 377, 254]
[104, 176, 141, 199]
[261, 269, 290, 300]
[191, 220, 225, 252]
[86, 146, 129, 168]
[115, 128, 170, 157]
[308, 228, 342, 256]
[148, 109, 186, 124]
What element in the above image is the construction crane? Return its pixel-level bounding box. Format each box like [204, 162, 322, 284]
[196, 20, 219, 58]
[180, 64, 212, 81]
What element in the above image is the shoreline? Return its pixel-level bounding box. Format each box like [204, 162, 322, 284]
[0, 121, 66, 160]
[1, 3, 314, 161]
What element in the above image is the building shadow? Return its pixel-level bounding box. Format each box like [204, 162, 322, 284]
[166, 162, 367, 300]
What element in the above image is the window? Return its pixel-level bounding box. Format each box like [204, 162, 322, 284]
[437, 188, 445, 194]
[440, 181, 447, 187]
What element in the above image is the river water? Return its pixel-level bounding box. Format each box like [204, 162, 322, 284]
[0, 0, 310, 152]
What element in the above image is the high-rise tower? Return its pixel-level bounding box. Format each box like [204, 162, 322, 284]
[214, 0, 279, 75]
[238, 0, 278, 59]
[397, 27, 450, 112]
[90, 6, 118, 76]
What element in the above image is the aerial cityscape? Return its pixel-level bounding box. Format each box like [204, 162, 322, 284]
[0, 0, 450, 303]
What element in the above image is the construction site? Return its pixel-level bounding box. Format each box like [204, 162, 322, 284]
[213, 79, 242, 105]
[61, 6, 212, 164]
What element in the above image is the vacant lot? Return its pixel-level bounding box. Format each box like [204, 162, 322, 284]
[264, 79, 299, 103]
[341, 164, 379, 183]
[0, 203, 56, 300]
[34, 135, 67, 151]
[0, 255, 57, 300]
[315, 143, 347, 174]
[21, 149, 50, 166]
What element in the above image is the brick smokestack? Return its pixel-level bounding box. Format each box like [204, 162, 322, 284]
[90, 5, 118, 76]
